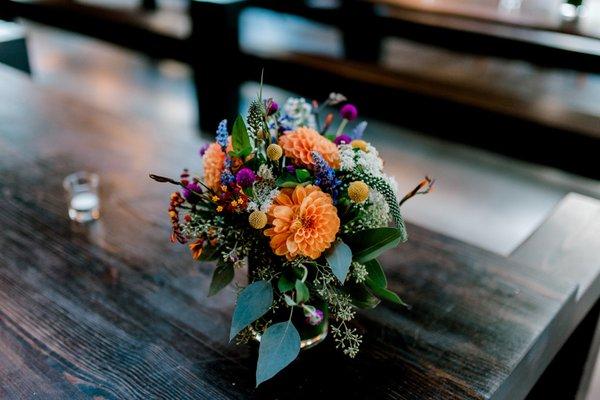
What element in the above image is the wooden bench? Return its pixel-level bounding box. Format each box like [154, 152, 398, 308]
[4, 0, 600, 178]
[189, 0, 600, 178]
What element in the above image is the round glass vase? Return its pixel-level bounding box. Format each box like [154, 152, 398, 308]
[254, 304, 329, 350]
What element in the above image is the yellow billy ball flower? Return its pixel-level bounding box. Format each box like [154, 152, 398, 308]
[248, 210, 268, 229]
[348, 181, 369, 203]
[351, 139, 368, 152]
[267, 144, 283, 161]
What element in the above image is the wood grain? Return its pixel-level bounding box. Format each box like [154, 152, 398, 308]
[0, 64, 585, 399]
[511, 193, 600, 400]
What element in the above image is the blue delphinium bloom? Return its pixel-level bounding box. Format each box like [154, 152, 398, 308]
[220, 157, 235, 186]
[311, 151, 341, 201]
[278, 114, 294, 133]
[216, 119, 228, 148]
[352, 121, 367, 139]
[220, 169, 235, 186]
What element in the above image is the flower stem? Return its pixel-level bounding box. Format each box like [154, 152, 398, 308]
[335, 119, 348, 137]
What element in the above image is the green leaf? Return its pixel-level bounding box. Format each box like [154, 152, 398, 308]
[208, 263, 234, 297]
[364, 259, 387, 289]
[229, 281, 273, 341]
[325, 240, 353, 283]
[294, 280, 309, 303]
[284, 294, 297, 307]
[279, 181, 300, 188]
[232, 114, 252, 157]
[345, 227, 403, 263]
[295, 169, 311, 182]
[275, 173, 299, 188]
[368, 285, 407, 306]
[277, 275, 295, 293]
[362, 259, 408, 306]
[256, 321, 301, 386]
[346, 283, 381, 309]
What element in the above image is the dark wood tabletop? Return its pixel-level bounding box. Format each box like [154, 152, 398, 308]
[0, 64, 591, 399]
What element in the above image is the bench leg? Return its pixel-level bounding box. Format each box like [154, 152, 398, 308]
[141, 0, 157, 11]
[0, 34, 31, 75]
[341, 1, 382, 62]
[189, 1, 244, 133]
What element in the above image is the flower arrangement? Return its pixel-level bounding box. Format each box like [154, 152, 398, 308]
[151, 87, 433, 386]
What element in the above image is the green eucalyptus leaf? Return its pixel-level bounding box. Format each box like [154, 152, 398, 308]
[229, 281, 273, 341]
[232, 114, 252, 157]
[325, 240, 353, 283]
[294, 280, 309, 303]
[345, 227, 403, 263]
[208, 263, 234, 297]
[256, 321, 301, 386]
[364, 259, 387, 289]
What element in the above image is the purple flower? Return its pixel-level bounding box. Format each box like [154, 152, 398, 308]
[334, 134, 352, 145]
[340, 104, 358, 121]
[311, 151, 341, 201]
[305, 308, 324, 326]
[182, 181, 202, 203]
[199, 143, 210, 157]
[266, 98, 279, 115]
[235, 167, 256, 188]
[285, 165, 296, 175]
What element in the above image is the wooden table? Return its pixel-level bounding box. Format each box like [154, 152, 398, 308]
[0, 65, 598, 399]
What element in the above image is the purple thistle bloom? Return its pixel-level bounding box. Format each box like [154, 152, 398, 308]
[199, 143, 210, 157]
[334, 134, 352, 145]
[352, 121, 368, 139]
[235, 167, 257, 188]
[340, 104, 358, 121]
[215, 119, 228, 148]
[311, 151, 341, 201]
[182, 181, 202, 203]
[285, 165, 296, 175]
[266, 98, 279, 115]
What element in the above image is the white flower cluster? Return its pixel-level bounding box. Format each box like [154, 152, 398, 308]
[338, 144, 384, 177]
[248, 164, 279, 213]
[368, 190, 391, 225]
[257, 164, 274, 181]
[339, 144, 357, 171]
[281, 97, 316, 130]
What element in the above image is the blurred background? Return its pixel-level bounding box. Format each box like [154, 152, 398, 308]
[0, 0, 598, 397]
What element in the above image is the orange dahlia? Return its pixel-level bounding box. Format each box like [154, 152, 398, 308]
[264, 185, 340, 260]
[202, 139, 232, 190]
[278, 127, 340, 169]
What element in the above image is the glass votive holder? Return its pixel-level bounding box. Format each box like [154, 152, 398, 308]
[63, 171, 100, 223]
